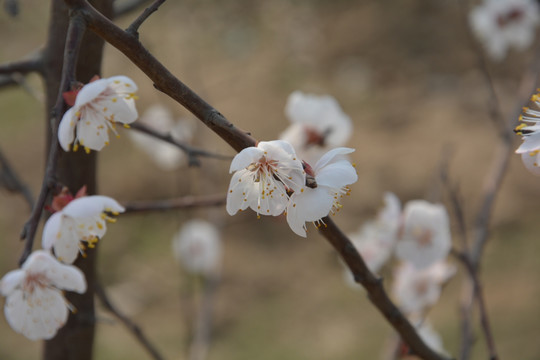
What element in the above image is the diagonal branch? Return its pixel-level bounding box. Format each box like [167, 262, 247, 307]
[125, 0, 165, 37]
[95, 283, 165, 360]
[0, 146, 34, 208]
[123, 194, 226, 214]
[129, 122, 233, 166]
[18, 12, 87, 266]
[0, 49, 44, 76]
[114, 0, 152, 18]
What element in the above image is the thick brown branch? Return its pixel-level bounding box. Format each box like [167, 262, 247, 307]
[125, 0, 165, 37]
[96, 283, 165, 360]
[320, 217, 451, 360]
[19, 12, 87, 265]
[123, 194, 226, 214]
[129, 122, 233, 166]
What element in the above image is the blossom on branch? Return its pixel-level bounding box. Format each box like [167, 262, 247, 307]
[280, 91, 352, 164]
[58, 75, 139, 152]
[172, 219, 221, 276]
[226, 140, 305, 217]
[469, 0, 540, 61]
[286, 147, 357, 237]
[0, 250, 86, 340]
[395, 200, 451, 269]
[42, 195, 125, 264]
[515, 96, 540, 175]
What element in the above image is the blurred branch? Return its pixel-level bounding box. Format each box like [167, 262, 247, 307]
[95, 283, 165, 360]
[19, 12, 86, 265]
[188, 275, 219, 360]
[114, 0, 151, 18]
[125, 0, 165, 37]
[130, 122, 234, 166]
[320, 217, 450, 360]
[0, 147, 34, 208]
[123, 194, 226, 214]
[0, 50, 44, 76]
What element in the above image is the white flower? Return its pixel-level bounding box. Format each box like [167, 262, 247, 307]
[129, 104, 195, 170]
[395, 200, 451, 269]
[280, 91, 352, 164]
[286, 147, 358, 237]
[226, 140, 305, 217]
[469, 0, 539, 61]
[58, 75, 139, 152]
[42, 195, 125, 264]
[515, 98, 540, 175]
[0, 250, 86, 340]
[392, 261, 456, 314]
[415, 320, 449, 356]
[172, 219, 221, 276]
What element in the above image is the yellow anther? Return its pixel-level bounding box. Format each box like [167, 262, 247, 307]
[103, 107, 108, 112]
[257, 215, 261, 219]
[123, 124, 131, 129]
[116, 134, 121, 139]
[84, 147, 91, 154]
[96, 222, 103, 229]
[530, 150, 539, 156]
[112, 98, 117, 103]
[73, 144, 79, 152]
[515, 123, 527, 131]
[105, 141, 109, 146]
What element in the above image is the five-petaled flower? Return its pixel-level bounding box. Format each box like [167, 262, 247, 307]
[0, 250, 86, 340]
[42, 195, 125, 264]
[395, 200, 451, 269]
[226, 140, 305, 217]
[286, 147, 358, 237]
[58, 75, 139, 153]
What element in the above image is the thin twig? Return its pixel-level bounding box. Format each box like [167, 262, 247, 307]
[125, 0, 165, 37]
[95, 283, 165, 360]
[114, 0, 152, 18]
[0, 50, 44, 75]
[18, 12, 86, 265]
[123, 194, 226, 214]
[0, 147, 34, 209]
[129, 122, 233, 166]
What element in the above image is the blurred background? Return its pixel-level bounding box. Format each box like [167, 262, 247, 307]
[1, 0, 540, 359]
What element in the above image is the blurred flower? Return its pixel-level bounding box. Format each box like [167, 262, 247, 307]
[515, 97, 540, 175]
[42, 195, 125, 264]
[286, 147, 357, 237]
[226, 140, 305, 217]
[346, 192, 401, 274]
[129, 104, 195, 170]
[392, 261, 456, 314]
[0, 250, 86, 340]
[172, 219, 221, 276]
[58, 75, 139, 152]
[415, 321, 449, 356]
[469, 0, 539, 61]
[280, 91, 352, 164]
[395, 200, 451, 269]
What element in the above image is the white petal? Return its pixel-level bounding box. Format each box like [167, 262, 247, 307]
[0, 270, 24, 296]
[248, 180, 289, 216]
[74, 78, 109, 108]
[286, 187, 334, 237]
[229, 147, 263, 172]
[516, 133, 540, 153]
[42, 212, 63, 251]
[314, 147, 355, 171]
[315, 159, 358, 188]
[259, 140, 297, 157]
[63, 195, 124, 219]
[51, 217, 81, 264]
[58, 108, 77, 151]
[47, 263, 86, 293]
[101, 96, 138, 124]
[75, 109, 110, 151]
[106, 75, 138, 93]
[520, 152, 540, 175]
[226, 170, 255, 215]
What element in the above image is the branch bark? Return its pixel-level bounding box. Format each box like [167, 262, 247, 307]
[123, 194, 226, 214]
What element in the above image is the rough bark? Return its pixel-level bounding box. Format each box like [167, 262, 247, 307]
[42, 0, 112, 359]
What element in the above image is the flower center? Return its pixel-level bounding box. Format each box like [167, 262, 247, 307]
[497, 8, 524, 28]
[414, 227, 433, 247]
[23, 273, 49, 295]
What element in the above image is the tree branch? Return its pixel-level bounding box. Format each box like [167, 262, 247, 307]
[95, 283, 165, 360]
[122, 194, 226, 214]
[188, 275, 218, 360]
[125, 0, 165, 37]
[129, 122, 233, 166]
[114, 0, 152, 18]
[19, 12, 87, 265]
[0, 49, 44, 76]
[0, 147, 34, 208]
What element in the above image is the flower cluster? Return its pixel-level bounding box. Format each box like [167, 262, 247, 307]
[469, 0, 540, 61]
[343, 193, 454, 355]
[226, 140, 357, 237]
[0, 191, 124, 340]
[515, 92, 540, 175]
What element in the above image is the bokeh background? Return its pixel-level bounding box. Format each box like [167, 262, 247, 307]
[1, 0, 540, 359]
